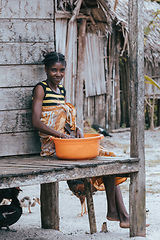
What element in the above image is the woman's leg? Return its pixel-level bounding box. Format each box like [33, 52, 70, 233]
[103, 176, 129, 228]
[115, 185, 129, 228]
[103, 176, 120, 221]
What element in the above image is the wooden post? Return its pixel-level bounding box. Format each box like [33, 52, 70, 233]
[40, 182, 59, 230]
[83, 178, 97, 234]
[115, 36, 121, 129]
[129, 0, 146, 237]
[157, 99, 160, 126]
[76, 18, 86, 130]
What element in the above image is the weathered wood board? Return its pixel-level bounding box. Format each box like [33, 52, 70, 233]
[0, 20, 54, 42]
[0, 155, 139, 188]
[0, 65, 45, 87]
[0, 110, 33, 133]
[0, 87, 32, 110]
[0, 0, 55, 157]
[0, 132, 41, 156]
[0, 0, 53, 19]
[129, 0, 146, 237]
[0, 43, 54, 65]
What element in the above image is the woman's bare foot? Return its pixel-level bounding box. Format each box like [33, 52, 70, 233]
[107, 212, 120, 222]
[119, 221, 129, 228]
[120, 222, 150, 228]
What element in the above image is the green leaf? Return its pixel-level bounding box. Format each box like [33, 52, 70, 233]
[145, 75, 160, 90]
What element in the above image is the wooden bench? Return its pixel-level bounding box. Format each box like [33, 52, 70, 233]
[0, 154, 139, 234]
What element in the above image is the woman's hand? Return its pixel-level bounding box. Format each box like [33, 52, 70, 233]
[60, 133, 75, 139]
[76, 127, 84, 138]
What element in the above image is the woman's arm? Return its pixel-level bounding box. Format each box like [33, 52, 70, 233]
[76, 126, 84, 138]
[32, 85, 71, 139]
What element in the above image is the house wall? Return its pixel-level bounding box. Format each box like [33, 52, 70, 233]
[0, 0, 54, 156]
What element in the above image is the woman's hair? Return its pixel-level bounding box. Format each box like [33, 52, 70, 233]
[42, 51, 66, 68]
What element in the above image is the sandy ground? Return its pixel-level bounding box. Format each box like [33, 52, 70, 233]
[0, 129, 160, 240]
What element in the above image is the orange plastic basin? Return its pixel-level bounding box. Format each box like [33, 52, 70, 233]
[52, 133, 104, 160]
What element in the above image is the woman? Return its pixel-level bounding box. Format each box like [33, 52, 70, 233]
[32, 51, 129, 228]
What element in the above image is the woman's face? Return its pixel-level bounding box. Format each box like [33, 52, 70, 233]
[45, 62, 65, 85]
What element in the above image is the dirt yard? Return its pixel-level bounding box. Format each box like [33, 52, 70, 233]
[0, 129, 160, 240]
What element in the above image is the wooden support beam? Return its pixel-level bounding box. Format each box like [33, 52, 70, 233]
[157, 99, 160, 126]
[129, 0, 146, 237]
[129, 172, 139, 236]
[40, 182, 59, 230]
[83, 178, 97, 234]
[76, 18, 86, 129]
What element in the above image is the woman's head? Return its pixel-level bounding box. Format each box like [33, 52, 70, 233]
[42, 51, 66, 69]
[43, 52, 66, 85]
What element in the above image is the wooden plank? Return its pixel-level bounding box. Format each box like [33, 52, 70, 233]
[0, 162, 139, 188]
[98, 95, 106, 127]
[94, 96, 99, 124]
[111, 128, 130, 133]
[115, 38, 121, 129]
[64, 21, 77, 105]
[129, 172, 139, 236]
[0, 87, 32, 111]
[76, 18, 86, 129]
[0, 19, 54, 43]
[55, 19, 68, 55]
[0, 157, 139, 188]
[0, 42, 54, 65]
[85, 34, 96, 97]
[0, 157, 139, 171]
[83, 178, 97, 234]
[41, 182, 59, 230]
[0, 132, 41, 156]
[129, 0, 146, 237]
[0, 0, 53, 19]
[157, 99, 160, 126]
[0, 110, 33, 133]
[97, 35, 106, 95]
[0, 65, 46, 88]
[0, 155, 139, 165]
[72, 21, 78, 106]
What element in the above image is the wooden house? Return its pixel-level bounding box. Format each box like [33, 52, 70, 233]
[55, 0, 160, 130]
[109, 0, 160, 128]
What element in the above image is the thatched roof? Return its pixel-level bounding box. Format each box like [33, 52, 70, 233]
[57, 0, 114, 33]
[57, 0, 160, 66]
[108, 0, 160, 66]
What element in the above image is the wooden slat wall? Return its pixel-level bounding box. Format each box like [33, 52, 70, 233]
[0, 0, 54, 157]
[0, 132, 40, 156]
[63, 21, 77, 105]
[0, 110, 32, 134]
[0, 65, 46, 87]
[84, 33, 106, 97]
[55, 19, 68, 56]
[83, 31, 122, 130]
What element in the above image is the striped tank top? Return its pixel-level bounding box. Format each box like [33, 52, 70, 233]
[34, 81, 66, 106]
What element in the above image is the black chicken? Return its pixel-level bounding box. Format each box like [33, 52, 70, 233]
[67, 179, 97, 216]
[0, 187, 22, 231]
[91, 124, 112, 137]
[0, 188, 12, 204]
